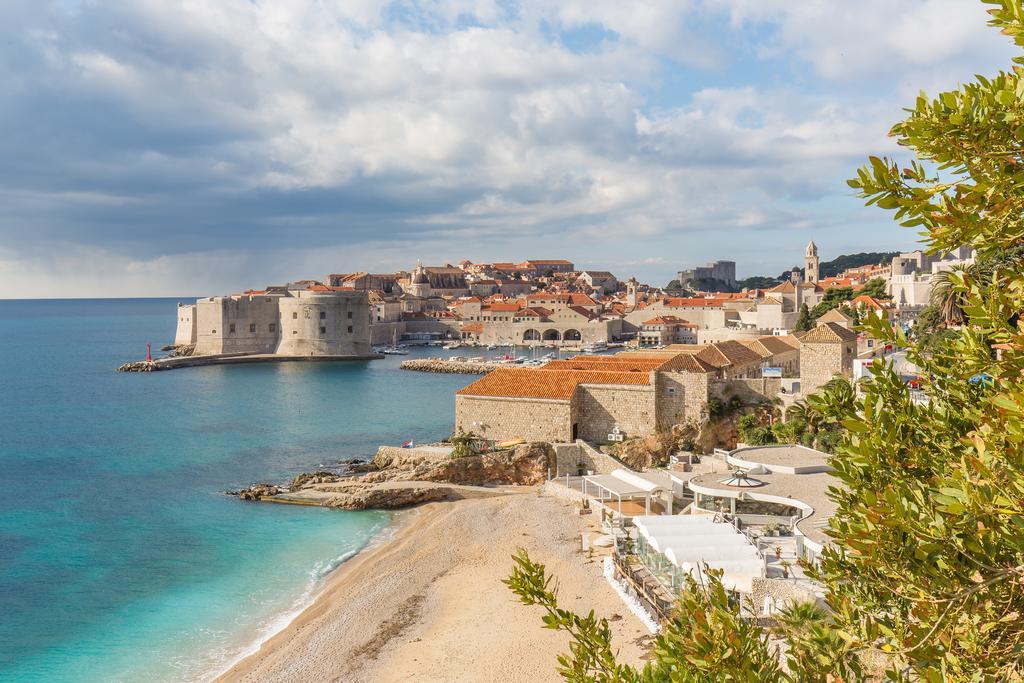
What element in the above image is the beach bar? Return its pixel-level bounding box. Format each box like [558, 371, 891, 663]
[631, 515, 765, 593]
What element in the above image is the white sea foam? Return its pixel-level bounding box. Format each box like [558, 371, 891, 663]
[603, 557, 660, 634]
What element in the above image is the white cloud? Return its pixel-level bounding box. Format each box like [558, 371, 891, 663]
[0, 0, 1014, 295]
[725, 0, 1017, 89]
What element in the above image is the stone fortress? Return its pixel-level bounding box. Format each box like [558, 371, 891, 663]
[677, 260, 737, 288]
[160, 240, 950, 374]
[174, 287, 373, 358]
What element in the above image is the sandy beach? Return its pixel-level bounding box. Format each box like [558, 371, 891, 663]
[217, 490, 650, 683]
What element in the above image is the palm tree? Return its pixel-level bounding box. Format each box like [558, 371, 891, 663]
[929, 264, 971, 325]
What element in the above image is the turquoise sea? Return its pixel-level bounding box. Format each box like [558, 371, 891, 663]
[0, 298, 473, 682]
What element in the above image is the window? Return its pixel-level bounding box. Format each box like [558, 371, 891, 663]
[292, 312, 298, 319]
[304, 309, 310, 319]
[211, 329, 216, 334]
[249, 323, 256, 333]
[320, 326, 326, 334]
[229, 323, 236, 333]
[347, 325, 353, 333]
[269, 323, 276, 332]
[319, 311, 326, 320]
[292, 330, 298, 334]
[347, 311, 353, 319]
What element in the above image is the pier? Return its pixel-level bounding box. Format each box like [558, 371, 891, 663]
[117, 352, 382, 372]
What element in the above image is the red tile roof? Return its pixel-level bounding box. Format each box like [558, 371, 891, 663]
[457, 367, 651, 400]
[801, 322, 858, 343]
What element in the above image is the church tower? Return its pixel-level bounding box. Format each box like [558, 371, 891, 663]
[409, 263, 431, 298]
[626, 277, 639, 307]
[805, 240, 820, 284]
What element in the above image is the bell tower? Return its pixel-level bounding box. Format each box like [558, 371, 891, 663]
[805, 241, 820, 284]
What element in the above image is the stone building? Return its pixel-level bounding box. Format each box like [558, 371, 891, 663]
[889, 246, 974, 309]
[521, 259, 575, 274]
[455, 356, 714, 443]
[798, 322, 857, 394]
[326, 272, 401, 293]
[577, 270, 619, 294]
[454, 340, 801, 443]
[740, 336, 801, 377]
[637, 316, 699, 346]
[677, 260, 737, 287]
[180, 288, 372, 357]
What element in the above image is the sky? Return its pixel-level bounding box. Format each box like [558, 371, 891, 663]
[0, 0, 1018, 298]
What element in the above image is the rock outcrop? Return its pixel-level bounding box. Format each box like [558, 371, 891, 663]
[361, 442, 554, 486]
[236, 483, 282, 501]
[322, 483, 454, 510]
[290, 471, 344, 488]
[235, 442, 555, 511]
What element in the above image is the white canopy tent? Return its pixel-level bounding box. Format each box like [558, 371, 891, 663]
[681, 559, 766, 593]
[646, 533, 749, 554]
[631, 514, 765, 594]
[583, 469, 666, 515]
[663, 544, 761, 565]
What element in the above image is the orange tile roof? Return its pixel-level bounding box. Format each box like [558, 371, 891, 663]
[460, 322, 484, 333]
[740, 336, 798, 358]
[695, 340, 763, 368]
[851, 295, 886, 309]
[802, 322, 858, 343]
[457, 368, 650, 400]
[543, 357, 665, 373]
[657, 353, 718, 373]
[642, 315, 692, 326]
[483, 302, 523, 312]
[663, 297, 727, 308]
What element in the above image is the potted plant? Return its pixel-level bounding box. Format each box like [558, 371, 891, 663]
[576, 461, 587, 476]
[781, 560, 791, 579]
[774, 545, 783, 559]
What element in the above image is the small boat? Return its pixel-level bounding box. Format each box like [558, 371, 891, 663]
[442, 341, 461, 350]
[383, 330, 410, 355]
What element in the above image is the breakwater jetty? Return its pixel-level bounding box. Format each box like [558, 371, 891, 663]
[399, 358, 499, 374]
[117, 352, 382, 372]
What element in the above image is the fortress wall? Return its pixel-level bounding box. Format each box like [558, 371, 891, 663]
[275, 292, 372, 356]
[174, 304, 197, 346]
[370, 321, 405, 345]
[194, 295, 281, 356]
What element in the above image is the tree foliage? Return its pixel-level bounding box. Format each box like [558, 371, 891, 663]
[508, 3, 1024, 681]
[794, 303, 814, 332]
[818, 252, 899, 279]
[859, 277, 890, 300]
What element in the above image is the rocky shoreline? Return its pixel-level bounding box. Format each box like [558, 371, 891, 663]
[231, 442, 554, 510]
[399, 358, 499, 374]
